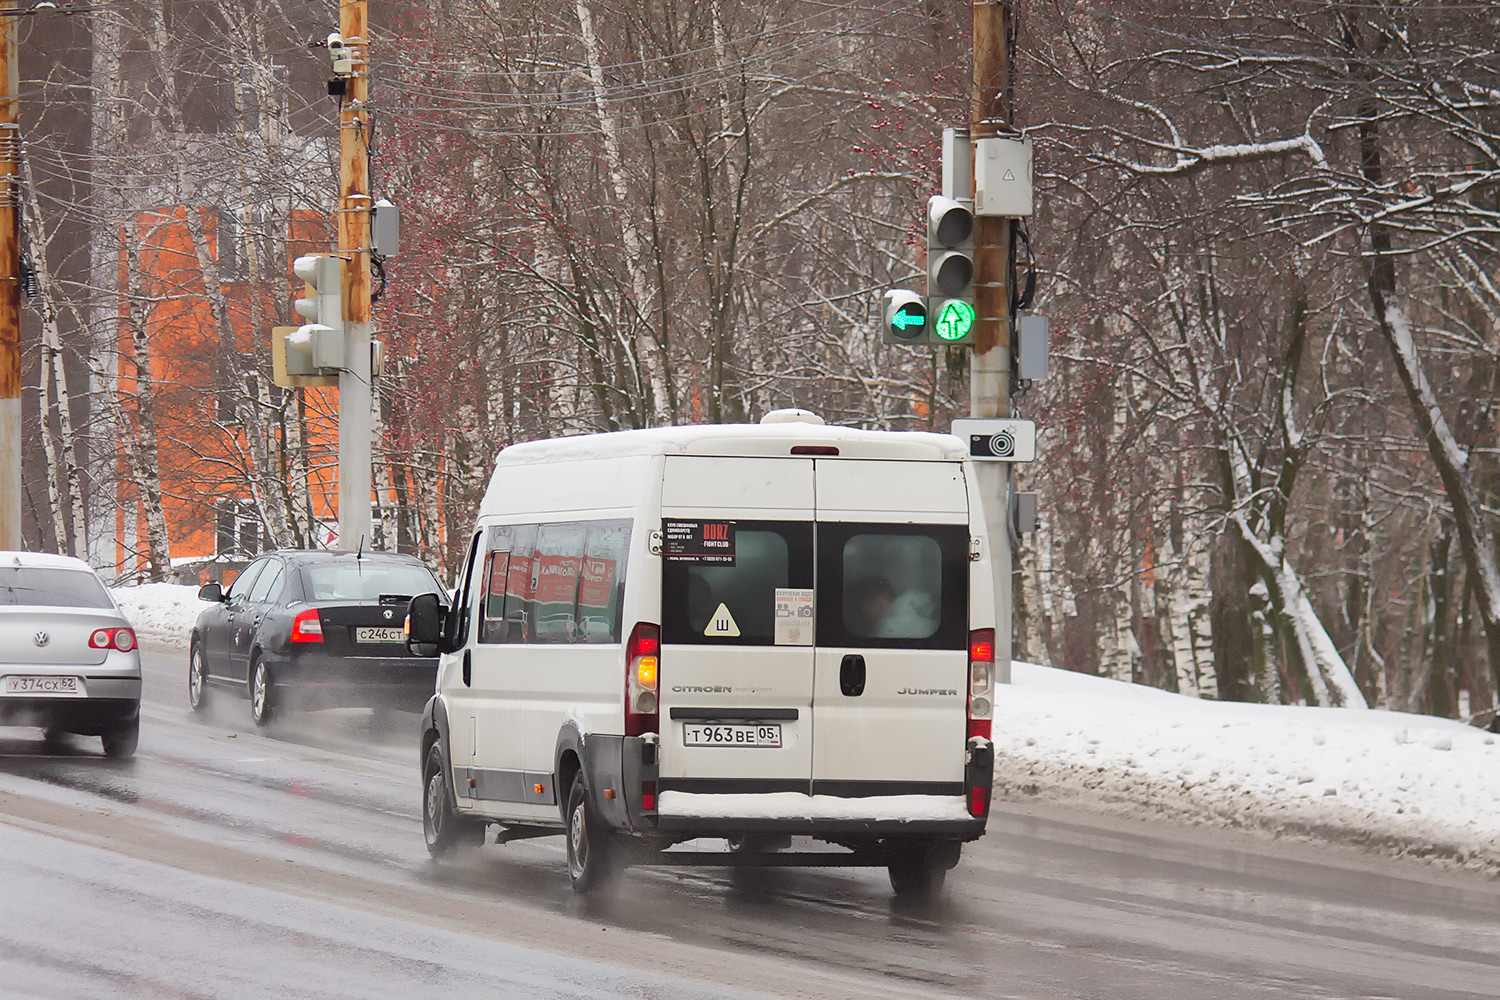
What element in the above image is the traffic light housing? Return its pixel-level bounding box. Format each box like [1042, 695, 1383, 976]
[927, 195, 975, 346]
[292, 253, 346, 371]
[883, 290, 928, 344]
[272, 325, 337, 388]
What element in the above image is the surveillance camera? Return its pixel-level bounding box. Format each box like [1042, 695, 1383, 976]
[327, 32, 345, 51]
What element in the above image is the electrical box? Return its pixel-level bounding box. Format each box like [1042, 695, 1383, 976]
[370, 339, 385, 379]
[974, 137, 1033, 217]
[1017, 313, 1049, 380]
[372, 199, 400, 258]
[1013, 492, 1038, 535]
[941, 127, 971, 202]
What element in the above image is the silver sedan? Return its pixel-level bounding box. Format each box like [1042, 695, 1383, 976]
[0, 552, 142, 757]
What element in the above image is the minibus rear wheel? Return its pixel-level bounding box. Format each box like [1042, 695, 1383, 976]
[565, 775, 618, 893]
[887, 840, 952, 899]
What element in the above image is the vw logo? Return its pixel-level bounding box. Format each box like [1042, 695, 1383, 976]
[33, 631, 49, 647]
[383, 609, 393, 620]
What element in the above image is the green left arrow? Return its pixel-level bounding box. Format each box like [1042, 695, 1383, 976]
[892, 308, 926, 331]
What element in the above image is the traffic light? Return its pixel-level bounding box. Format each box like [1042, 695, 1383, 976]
[292, 253, 345, 370]
[927, 195, 976, 346]
[883, 290, 928, 344]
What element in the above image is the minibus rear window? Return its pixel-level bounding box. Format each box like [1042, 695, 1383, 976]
[662, 522, 814, 645]
[817, 523, 969, 650]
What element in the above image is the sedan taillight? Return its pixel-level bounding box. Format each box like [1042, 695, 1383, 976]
[89, 627, 137, 652]
[291, 608, 324, 643]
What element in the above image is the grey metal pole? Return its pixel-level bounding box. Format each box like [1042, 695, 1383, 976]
[336, 0, 373, 552]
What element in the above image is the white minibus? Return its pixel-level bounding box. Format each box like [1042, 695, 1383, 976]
[406, 411, 999, 896]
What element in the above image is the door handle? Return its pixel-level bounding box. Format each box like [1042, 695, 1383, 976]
[839, 654, 866, 697]
[462, 649, 472, 687]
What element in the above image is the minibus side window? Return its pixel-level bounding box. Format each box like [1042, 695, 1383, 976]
[577, 519, 631, 644]
[447, 531, 484, 650]
[532, 522, 587, 643]
[500, 524, 538, 643]
[477, 526, 513, 645]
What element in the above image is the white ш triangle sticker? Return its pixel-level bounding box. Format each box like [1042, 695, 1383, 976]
[705, 603, 741, 637]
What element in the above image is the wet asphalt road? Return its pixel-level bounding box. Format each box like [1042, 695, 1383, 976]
[0, 644, 1497, 999]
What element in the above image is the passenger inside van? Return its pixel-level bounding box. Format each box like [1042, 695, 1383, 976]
[848, 572, 940, 639]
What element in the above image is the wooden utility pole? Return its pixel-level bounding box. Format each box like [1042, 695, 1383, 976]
[0, 13, 19, 550]
[337, 0, 373, 551]
[972, 0, 1013, 682]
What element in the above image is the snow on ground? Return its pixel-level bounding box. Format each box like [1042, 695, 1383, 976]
[111, 583, 203, 647]
[993, 662, 1500, 873]
[108, 583, 1500, 873]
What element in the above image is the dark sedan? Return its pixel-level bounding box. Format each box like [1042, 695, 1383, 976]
[188, 550, 447, 726]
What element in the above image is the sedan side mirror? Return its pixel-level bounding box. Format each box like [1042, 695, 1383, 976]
[406, 592, 447, 657]
[198, 582, 224, 603]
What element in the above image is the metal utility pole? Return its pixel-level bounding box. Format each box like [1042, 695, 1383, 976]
[0, 14, 18, 550]
[336, 0, 373, 552]
[972, 0, 1013, 682]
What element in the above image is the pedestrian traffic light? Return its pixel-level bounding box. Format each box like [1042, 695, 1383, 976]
[927, 195, 975, 346]
[883, 290, 928, 344]
[292, 254, 345, 370]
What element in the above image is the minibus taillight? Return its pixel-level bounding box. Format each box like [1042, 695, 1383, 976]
[625, 622, 660, 737]
[967, 628, 995, 741]
[291, 608, 325, 643]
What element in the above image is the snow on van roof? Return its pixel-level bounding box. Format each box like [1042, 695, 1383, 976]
[494, 422, 968, 465]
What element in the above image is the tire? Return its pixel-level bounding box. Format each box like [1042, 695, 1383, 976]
[422, 739, 483, 857]
[565, 774, 618, 894]
[101, 717, 139, 759]
[249, 658, 274, 727]
[188, 641, 209, 713]
[887, 840, 954, 900]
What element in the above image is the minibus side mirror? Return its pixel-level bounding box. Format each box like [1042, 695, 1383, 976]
[406, 592, 446, 657]
[198, 582, 224, 603]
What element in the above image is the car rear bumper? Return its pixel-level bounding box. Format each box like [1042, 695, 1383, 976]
[0, 695, 140, 734]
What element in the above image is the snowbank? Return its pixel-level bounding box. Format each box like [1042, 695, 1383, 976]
[110, 583, 203, 647]
[994, 662, 1500, 872]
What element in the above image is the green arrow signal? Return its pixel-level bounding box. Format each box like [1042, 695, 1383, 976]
[935, 300, 975, 342]
[892, 308, 926, 331]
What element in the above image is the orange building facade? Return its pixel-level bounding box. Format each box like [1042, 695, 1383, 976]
[108, 207, 342, 581]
